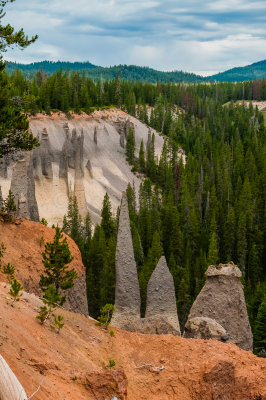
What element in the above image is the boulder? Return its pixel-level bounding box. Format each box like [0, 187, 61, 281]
[184, 262, 253, 351]
[184, 317, 229, 342]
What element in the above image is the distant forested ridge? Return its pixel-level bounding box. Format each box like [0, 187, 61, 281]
[6, 61, 204, 83]
[6, 59, 266, 83]
[209, 60, 266, 82]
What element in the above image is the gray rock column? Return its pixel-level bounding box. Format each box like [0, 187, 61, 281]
[184, 262, 253, 351]
[59, 124, 70, 179]
[40, 128, 53, 179]
[0, 186, 3, 208]
[111, 192, 141, 328]
[10, 153, 39, 221]
[94, 126, 98, 145]
[145, 256, 181, 335]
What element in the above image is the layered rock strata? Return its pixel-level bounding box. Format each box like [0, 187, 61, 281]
[184, 262, 253, 351]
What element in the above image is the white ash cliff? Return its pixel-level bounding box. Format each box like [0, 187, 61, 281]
[0, 109, 163, 226]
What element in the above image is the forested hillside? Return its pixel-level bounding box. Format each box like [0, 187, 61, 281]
[6, 61, 203, 83]
[6, 59, 266, 83]
[209, 60, 266, 82]
[6, 69, 266, 354]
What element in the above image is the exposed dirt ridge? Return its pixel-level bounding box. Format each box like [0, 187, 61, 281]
[0, 218, 88, 315]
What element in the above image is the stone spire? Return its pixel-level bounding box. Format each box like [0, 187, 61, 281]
[120, 129, 125, 148]
[0, 186, 3, 209]
[94, 126, 98, 145]
[145, 256, 181, 335]
[40, 128, 53, 179]
[111, 192, 141, 328]
[184, 262, 253, 351]
[59, 124, 70, 179]
[10, 153, 39, 221]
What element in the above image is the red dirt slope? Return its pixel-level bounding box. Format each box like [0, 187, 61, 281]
[0, 283, 265, 400]
[0, 218, 88, 315]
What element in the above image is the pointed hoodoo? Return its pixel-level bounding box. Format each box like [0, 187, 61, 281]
[94, 126, 98, 145]
[120, 129, 125, 148]
[111, 192, 141, 328]
[184, 262, 253, 351]
[145, 256, 181, 335]
[10, 153, 39, 221]
[40, 128, 53, 179]
[0, 185, 3, 208]
[0, 354, 27, 400]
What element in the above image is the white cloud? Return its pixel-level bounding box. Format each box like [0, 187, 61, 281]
[2, 0, 266, 73]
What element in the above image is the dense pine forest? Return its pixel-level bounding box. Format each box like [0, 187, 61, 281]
[6, 68, 266, 354]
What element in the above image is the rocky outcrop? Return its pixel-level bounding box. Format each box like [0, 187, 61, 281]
[112, 196, 180, 335]
[93, 126, 98, 145]
[145, 256, 180, 335]
[2, 110, 163, 226]
[111, 192, 141, 327]
[0, 355, 27, 400]
[184, 262, 253, 351]
[40, 128, 53, 179]
[0, 156, 9, 178]
[10, 153, 39, 221]
[59, 124, 70, 180]
[0, 185, 3, 208]
[184, 317, 229, 342]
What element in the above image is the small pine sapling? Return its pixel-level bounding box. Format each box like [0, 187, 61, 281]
[109, 330, 115, 338]
[96, 304, 115, 329]
[1, 261, 23, 304]
[106, 359, 116, 373]
[2, 263, 15, 282]
[2, 190, 16, 221]
[40, 218, 48, 226]
[9, 278, 23, 304]
[36, 286, 62, 325]
[0, 243, 6, 269]
[50, 314, 64, 334]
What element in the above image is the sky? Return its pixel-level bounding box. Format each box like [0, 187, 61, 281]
[3, 0, 266, 75]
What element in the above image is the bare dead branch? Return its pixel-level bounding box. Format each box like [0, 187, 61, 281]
[26, 376, 45, 400]
[136, 364, 165, 371]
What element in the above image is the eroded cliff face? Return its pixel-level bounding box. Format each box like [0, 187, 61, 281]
[0, 109, 164, 226]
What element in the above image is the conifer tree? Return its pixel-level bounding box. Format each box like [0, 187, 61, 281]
[139, 139, 145, 172]
[0, 0, 39, 156]
[101, 193, 115, 239]
[254, 295, 266, 355]
[126, 126, 135, 165]
[39, 227, 77, 305]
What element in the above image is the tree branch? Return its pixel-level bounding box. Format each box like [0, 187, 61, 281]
[26, 376, 45, 400]
[136, 364, 165, 371]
